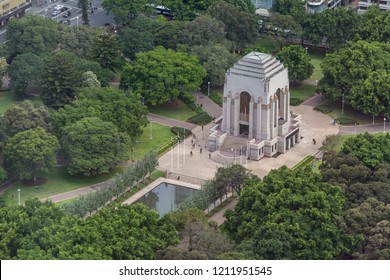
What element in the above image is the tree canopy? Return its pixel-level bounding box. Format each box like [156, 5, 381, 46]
[5, 14, 60, 58]
[61, 117, 131, 176]
[276, 45, 314, 85]
[224, 166, 348, 259]
[318, 41, 390, 117]
[51, 87, 148, 139]
[0, 199, 178, 259]
[5, 128, 59, 181]
[120, 46, 206, 105]
[2, 100, 51, 137]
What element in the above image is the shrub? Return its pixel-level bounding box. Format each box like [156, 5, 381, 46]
[187, 111, 212, 125]
[170, 126, 192, 138]
[336, 117, 357, 125]
[290, 98, 303, 106]
[314, 104, 333, 114]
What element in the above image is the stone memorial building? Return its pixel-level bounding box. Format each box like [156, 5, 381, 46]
[208, 52, 301, 160]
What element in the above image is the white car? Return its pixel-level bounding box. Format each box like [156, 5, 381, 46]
[52, 10, 60, 16]
[54, 4, 64, 10]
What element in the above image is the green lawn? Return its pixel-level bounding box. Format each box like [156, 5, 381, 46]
[320, 100, 372, 125]
[308, 51, 325, 81]
[148, 101, 197, 121]
[0, 90, 17, 115]
[248, 37, 285, 53]
[2, 166, 124, 206]
[290, 84, 316, 103]
[0, 90, 44, 116]
[131, 122, 175, 161]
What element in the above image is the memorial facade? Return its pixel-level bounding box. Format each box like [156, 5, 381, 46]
[208, 52, 301, 160]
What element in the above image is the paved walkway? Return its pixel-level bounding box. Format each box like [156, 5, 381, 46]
[148, 113, 196, 131]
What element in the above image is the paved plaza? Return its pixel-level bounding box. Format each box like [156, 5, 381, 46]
[158, 94, 339, 180]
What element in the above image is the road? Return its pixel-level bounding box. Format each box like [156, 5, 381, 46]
[0, 0, 116, 43]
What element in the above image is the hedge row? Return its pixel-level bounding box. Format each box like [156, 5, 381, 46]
[187, 111, 213, 125]
[61, 152, 158, 218]
[314, 104, 333, 114]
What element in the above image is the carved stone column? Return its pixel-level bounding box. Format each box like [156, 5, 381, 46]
[248, 96, 254, 139]
[234, 93, 240, 136]
[256, 97, 262, 140]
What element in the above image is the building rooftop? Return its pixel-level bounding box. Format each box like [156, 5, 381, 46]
[228, 52, 285, 80]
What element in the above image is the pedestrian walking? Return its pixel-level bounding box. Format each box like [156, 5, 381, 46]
[201, 125, 204, 131]
[312, 138, 316, 144]
[190, 151, 193, 156]
[200, 148, 202, 154]
[209, 153, 211, 159]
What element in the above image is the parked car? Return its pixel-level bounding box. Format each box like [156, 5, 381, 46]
[60, 7, 68, 12]
[63, 11, 71, 18]
[52, 10, 60, 16]
[54, 4, 64, 10]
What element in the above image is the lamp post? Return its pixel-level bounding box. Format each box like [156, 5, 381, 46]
[149, 117, 153, 140]
[354, 123, 357, 134]
[384, 118, 387, 133]
[76, 16, 79, 27]
[341, 93, 345, 114]
[17, 189, 21, 206]
[207, 81, 210, 96]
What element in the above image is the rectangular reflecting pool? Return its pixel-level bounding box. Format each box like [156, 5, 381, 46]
[135, 182, 198, 216]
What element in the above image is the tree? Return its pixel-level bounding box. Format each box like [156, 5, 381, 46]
[162, 0, 214, 20]
[58, 25, 103, 57]
[52, 87, 148, 138]
[5, 128, 59, 181]
[40, 51, 112, 109]
[82, 203, 179, 259]
[120, 46, 206, 105]
[273, 0, 306, 24]
[102, 0, 157, 25]
[81, 71, 101, 88]
[90, 34, 121, 71]
[263, 13, 302, 40]
[341, 133, 390, 169]
[318, 41, 390, 116]
[2, 100, 51, 137]
[208, 1, 258, 53]
[343, 198, 390, 257]
[355, 5, 390, 44]
[5, 14, 60, 58]
[0, 167, 7, 182]
[190, 43, 235, 87]
[365, 220, 390, 259]
[7, 53, 44, 97]
[322, 134, 341, 151]
[181, 15, 226, 46]
[0, 57, 7, 89]
[40, 51, 81, 109]
[154, 20, 187, 50]
[62, 117, 131, 176]
[349, 70, 390, 120]
[79, 0, 89, 26]
[224, 0, 255, 13]
[119, 28, 155, 60]
[276, 45, 314, 85]
[224, 166, 349, 259]
[157, 208, 234, 259]
[213, 164, 253, 196]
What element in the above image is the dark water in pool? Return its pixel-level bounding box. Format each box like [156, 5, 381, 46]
[135, 182, 198, 216]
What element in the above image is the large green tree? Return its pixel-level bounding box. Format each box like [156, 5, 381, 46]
[52, 87, 148, 138]
[2, 100, 51, 137]
[5, 128, 59, 181]
[62, 117, 131, 176]
[7, 53, 44, 97]
[224, 166, 349, 259]
[40, 51, 81, 109]
[181, 15, 226, 46]
[190, 43, 235, 87]
[119, 28, 155, 60]
[0, 199, 178, 259]
[6, 14, 60, 58]
[120, 46, 206, 105]
[318, 40, 390, 117]
[208, 0, 258, 53]
[276, 45, 314, 85]
[90, 34, 121, 71]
